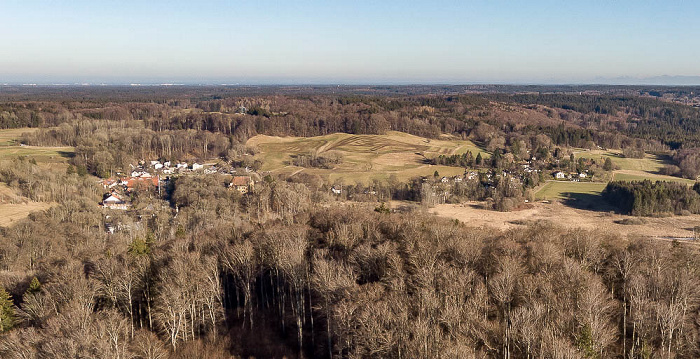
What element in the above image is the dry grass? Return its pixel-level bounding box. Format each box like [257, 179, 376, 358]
[574, 149, 667, 172]
[429, 200, 700, 239]
[0, 127, 39, 145]
[0, 202, 54, 227]
[248, 131, 487, 184]
[0, 128, 74, 169]
[613, 170, 696, 184]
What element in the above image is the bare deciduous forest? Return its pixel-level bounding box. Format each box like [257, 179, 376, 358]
[0, 86, 700, 358]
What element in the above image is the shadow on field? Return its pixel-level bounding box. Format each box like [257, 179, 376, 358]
[560, 192, 618, 213]
[57, 151, 75, 158]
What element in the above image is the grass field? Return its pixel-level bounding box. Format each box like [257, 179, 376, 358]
[0, 202, 54, 227]
[0, 128, 37, 146]
[535, 181, 608, 201]
[574, 149, 667, 172]
[613, 170, 696, 184]
[0, 128, 74, 166]
[248, 131, 488, 184]
[0, 129, 69, 227]
[535, 181, 610, 211]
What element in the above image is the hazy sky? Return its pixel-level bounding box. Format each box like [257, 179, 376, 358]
[1, 0, 699, 84]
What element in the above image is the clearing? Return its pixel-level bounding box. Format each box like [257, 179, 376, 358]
[0, 128, 74, 167]
[0, 183, 53, 227]
[574, 149, 667, 172]
[428, 200, 700, 240]
[0, 128, 69, 226]
[248, 131, 488, 184]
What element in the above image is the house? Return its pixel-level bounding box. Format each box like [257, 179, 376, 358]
[101, 178, 120, 190]
[176, 163, 188, 169]
[331, 186, 342, 195]
[122, 175, 160, 192]
[102, 193, 129, 210]
[554, 171, 566, 179]
[229, 176, 254, 194]
[191, 163, 204, 171]
[440, 177, 449, 183]
[154, 163, 164, 170]
[578, 173, 587, 178]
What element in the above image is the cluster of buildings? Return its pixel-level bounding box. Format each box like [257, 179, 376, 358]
[553, 171, 589, 181]
[100, 159, 257, 210]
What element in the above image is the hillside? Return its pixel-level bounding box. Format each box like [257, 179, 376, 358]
[248, 131, 488, 183]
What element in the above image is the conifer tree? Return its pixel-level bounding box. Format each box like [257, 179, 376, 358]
[0, 286, 15, 332]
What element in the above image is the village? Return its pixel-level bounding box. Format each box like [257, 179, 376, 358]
[100, 159, 255, 210]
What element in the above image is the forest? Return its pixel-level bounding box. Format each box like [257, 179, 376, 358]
[1, 158, 700, 358]
[1, 86, 700, 358]
[602, 180, 700, 216]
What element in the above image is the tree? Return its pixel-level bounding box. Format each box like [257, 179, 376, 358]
[0, 287, 15, 332]
[475, 152, 483, 166]
[603, 157, 613, 171]
[26, 277, 41, 295]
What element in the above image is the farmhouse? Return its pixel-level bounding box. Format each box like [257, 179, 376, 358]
[229, 176, 254, 194]
[123, 175, 160, 192]
[102, 193, 129, 210]
[554, 171, 566, 179]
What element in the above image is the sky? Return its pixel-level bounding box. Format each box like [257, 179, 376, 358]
[1, 0, 699, 85]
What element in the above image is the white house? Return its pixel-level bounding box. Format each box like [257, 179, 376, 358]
[331, 187, 342, 195]
[555, 171, 566, 179]
[191, 163, 204, 171]
[102, 193, 129, 210]
[578, 173, 587, 178]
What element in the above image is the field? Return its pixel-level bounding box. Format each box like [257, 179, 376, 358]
[0, 202, 54, 227]
[612, 170, 696, 184]
[0, 183, 53, 228]
[248, 131, 488, 184]
[0, 127, 38, 145]
[0, 128, 71, 227]
[0, 127, 73, 166]
[429, 201, 700, 240]
[574, 149, 667, 172]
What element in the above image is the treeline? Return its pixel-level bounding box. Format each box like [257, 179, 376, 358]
[487, 93, 700, 148]
[22, 121, 239, 177]
[602, 180, 700, 216]
[431, 150, 483, 167]
[5, 91, 694, 157]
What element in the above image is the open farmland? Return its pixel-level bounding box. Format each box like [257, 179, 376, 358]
[613, 170, 696, 184]
[0, 128, 74, 167]
[574, 149, 667, 172]
[0, 127, 38, 145]
[248, 131, 488, 184]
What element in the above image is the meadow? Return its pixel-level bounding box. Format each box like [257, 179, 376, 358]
[0, 128, 71, 227]
[248, 131, 488, 184]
